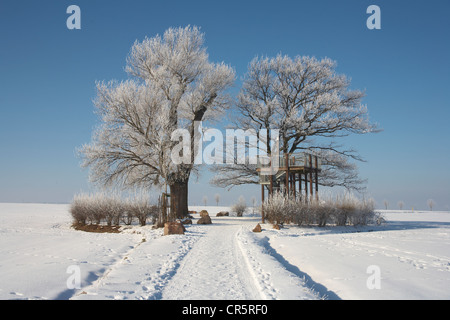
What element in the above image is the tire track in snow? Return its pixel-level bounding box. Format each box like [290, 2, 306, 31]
[336, 237, 450, 271]
[71, 237, 149, 299]
[138, 233, 200, 300]
[72, 229, 201, 300]
[73, 218, 325, 300]
[297, 232, 450, 272]
[236, 226, 323, 300]
[236, 228, 278, 300]
[161, 221, 259, 300]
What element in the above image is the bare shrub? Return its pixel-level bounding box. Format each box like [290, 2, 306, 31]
[101, 193, 122, 226]
[70, 190, 159, 228]
[352, 198, 378, 225]
[291, 199, 309, 226]
[334, 194, 359, 226]
[85, 193, 108, 225]
[70, 194, 89, 225]
[263, 192, 289, 225]
[263, 191, 380, 227]
[232, 196, 247, 217]
[70, 193, 105, 225]
[121, 209, 134, 225]
[127, 192, 159, 226]
[311, 197, 337, 227]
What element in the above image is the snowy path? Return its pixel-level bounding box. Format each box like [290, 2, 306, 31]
[161, 219, 260, 300]
[3, 204, 448, 300]
[72, 216, 319, 300]
[71, 227, 198, 300]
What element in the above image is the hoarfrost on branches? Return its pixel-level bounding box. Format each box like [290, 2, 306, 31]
[79, 26, 235, 218]
[212, 54, 379, 191]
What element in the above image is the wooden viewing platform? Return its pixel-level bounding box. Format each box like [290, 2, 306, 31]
[257, 153, 321, 223]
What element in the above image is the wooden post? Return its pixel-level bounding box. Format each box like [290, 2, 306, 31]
[299, 172, 302, 201]
[285, 153, 289, 196]
[309, 154, 313, 199]
[261, 184, 265, 223]
[293, 172, 296, 199]
[304, 170, 308, 202]
[292, 156, 296, 199]
[163, 194, 166, 223]
[315, 156, 319, 201]
[162, 193, 169, 223]
[269, 173, 273, 196]
[157, 195, 163, 227]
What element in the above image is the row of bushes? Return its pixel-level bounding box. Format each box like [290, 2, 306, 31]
[70, 192, 159, 227]
[264, 192, 383, 227]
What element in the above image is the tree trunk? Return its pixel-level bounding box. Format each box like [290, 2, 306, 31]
[169, 180, 189, 220]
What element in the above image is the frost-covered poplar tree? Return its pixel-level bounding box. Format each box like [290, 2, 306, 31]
[212, 54, 378, 191]
[79, 26, 235, 219]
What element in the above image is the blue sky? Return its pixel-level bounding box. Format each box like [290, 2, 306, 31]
[0, 0, 449, 210]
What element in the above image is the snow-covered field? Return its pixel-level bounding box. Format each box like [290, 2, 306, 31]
[0, 203, 449, 300]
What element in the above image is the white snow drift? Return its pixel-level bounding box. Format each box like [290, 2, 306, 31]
[0, 203, 449, 300]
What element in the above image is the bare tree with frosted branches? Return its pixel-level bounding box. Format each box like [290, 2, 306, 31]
[79, 26, 235, 219]
[214, 193, 220, 206]
[211, 55, 379, 191]
[427, 199, 435, 211]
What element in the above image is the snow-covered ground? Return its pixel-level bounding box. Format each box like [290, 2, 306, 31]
[0, 203, 449, 300]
